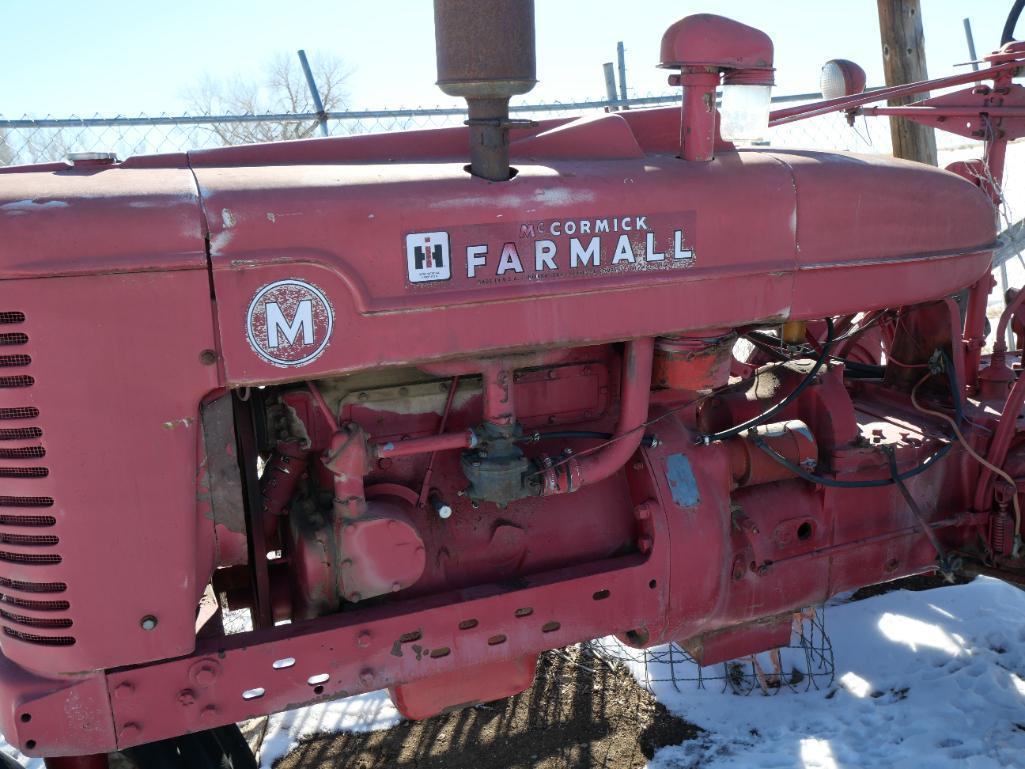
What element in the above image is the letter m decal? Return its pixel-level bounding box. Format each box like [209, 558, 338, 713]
[265, 300, 315, 348]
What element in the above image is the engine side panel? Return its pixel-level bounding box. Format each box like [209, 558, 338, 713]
[0, 271, 219, 673]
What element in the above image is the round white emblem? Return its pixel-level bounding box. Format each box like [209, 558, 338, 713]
[246, 279, 333, 367]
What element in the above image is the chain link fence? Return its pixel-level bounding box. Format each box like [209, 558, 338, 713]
[0, 90, 907, 167]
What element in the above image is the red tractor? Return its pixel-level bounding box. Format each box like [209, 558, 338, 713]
[3, 2, 1025, 766]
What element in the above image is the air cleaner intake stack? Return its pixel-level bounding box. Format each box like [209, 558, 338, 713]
[433, 0, 537, 181]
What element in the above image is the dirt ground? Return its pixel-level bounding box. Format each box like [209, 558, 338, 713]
[273, 647, 702, 769]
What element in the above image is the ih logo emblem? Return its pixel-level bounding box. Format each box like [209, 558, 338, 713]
[406, 231, 451, 283]
[246, 279, 333, 367]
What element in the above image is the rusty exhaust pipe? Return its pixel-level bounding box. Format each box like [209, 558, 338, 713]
[434, 0, 537, 181]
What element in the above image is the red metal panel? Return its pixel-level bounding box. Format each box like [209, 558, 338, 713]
[0, 160, 206, 279]
[0, 271, 220, 674]
[104, 554, 665, 749]
[200, 153, 797, 384]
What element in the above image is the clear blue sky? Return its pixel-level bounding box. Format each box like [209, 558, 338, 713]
[0, 1, 1016, 117]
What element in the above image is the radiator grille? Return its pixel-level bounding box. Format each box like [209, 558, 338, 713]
[3, 628, 74, 647]
[0, 377, 34, 389]
[0, 577, 66, 594]
[0, 609, 72, 630]
[0, 428, 42, 441]
[0, 496, 53, 508]
[0, 553, 61, 566]
[0, 469, 48, 479]
[0, 533, 59, 547]
[0, 595, 69, 612]
[0, 447, 45, 460]
[0, 408, 39, 420]
[0, 515, 55, 527]
[0, 312, 70, 648]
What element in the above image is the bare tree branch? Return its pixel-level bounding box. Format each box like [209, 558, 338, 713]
[183, 52, 351, 145]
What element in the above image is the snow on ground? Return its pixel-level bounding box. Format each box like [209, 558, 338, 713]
[257, 689, 401, 767]
[619, 577, 1025, 769]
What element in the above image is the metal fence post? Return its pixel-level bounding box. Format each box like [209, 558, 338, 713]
[603, 62, 618, 111]
[617, 42, 629, 109]
[297, 49, 329, 137]
[963, 18, 979, 72]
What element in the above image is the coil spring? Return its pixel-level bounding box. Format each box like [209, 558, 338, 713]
[992, 511, 1011, 555]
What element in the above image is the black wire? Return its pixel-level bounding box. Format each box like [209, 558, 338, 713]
[700, 318, 835, 443]
[520, 431, 612, 441]
[1003, 0, 1025, 44]
[752, 435, 951, 488]
[750, 344, 962, 489]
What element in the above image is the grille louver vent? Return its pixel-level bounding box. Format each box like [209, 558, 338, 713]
[2, 628, 74, 646]
[0, 428, 42, 441]
[0, 408, 39, 420]
[0, 312, 70, 647]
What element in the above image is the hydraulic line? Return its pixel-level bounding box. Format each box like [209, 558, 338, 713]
[700, 318, 835, 443]
[1003, 0, 1025, 45]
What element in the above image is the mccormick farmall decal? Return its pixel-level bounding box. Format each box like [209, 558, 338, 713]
[405, 212, 696, 287]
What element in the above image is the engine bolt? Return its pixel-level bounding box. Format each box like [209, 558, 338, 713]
[189, 661, 221, 687]
[356, 631, 372, 648]
[113, 682, 135, 699]
[347, 592, 362, 602]
[140, 615, 158, 631]
[358, 392, 369, 401]
[119, 723, 141, 741]
[200, 705, 218, 722]
[637, 536, 653, 554]
[634, 502, 652, 520]
[176, 689, 196, 707]
[359, 668, 375, 686]
[199, 349, 218, 365]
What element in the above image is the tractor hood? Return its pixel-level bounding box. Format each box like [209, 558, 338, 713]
[0, 108, 997, 385]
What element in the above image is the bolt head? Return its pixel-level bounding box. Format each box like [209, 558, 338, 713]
[359, 668, 375, 686]
[114, 682, 135, 699]
[119, 722, 141, 741]
[637, 536, 653, 554]
[357, 630, 372, 648]
[189, 660, 221, 687]
[177, 689, 196, 706]
[200, 705, 218, 722]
